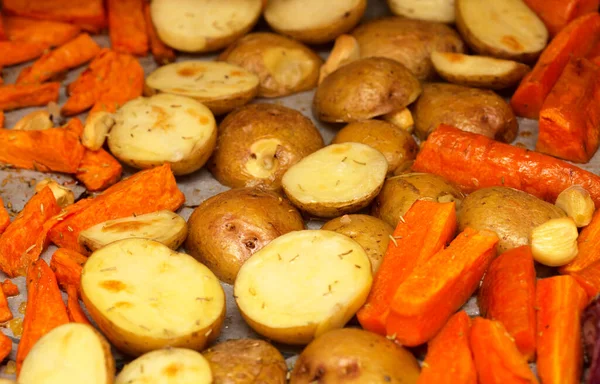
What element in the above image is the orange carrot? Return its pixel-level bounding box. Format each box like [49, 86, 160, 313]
[17, 33, 101, 84]
[478, 245, 537, 361]
[107, 0, 148, 56]
[0, 82, 59, 110]
[0, 15, 5, 40]
[143, 1, 175, 65]
[561, 209, 600, 273]
[385, 228, 499, 346]
[357, 200, 457, 335]
[412, 125, 600, 208]
[536, 276, 588, 384]
[0, 197, 9, 236]
[16, 259, 69, 374]
[417, 311, 477, 384]
[75, 148, 123, 192]
[0, 41, 47, 67]
[1, 280, 19, 297]
[523, 0, 599, 36]
[0, 333, 11, 363]
[49, 248, 86, 296]
[2, 0, 106, 31]
[511, 13, 600, 119]
[0, 111, 4, 127]
[4, 16, 81, 47]
[0, 288, 12, 323]
[568, 261, 600, 298]
[66, 284, 90, 325]
[470, 317, 539, 384]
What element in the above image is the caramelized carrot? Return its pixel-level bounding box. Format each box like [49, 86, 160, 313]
[143, 1, 175, 65]
[0, 16, 6, 40]
[412, 125, 600, 207]
[75, 148, 123, 191]
[568, 261, 600, 298]
[536, 276, 588, 384]
[0, 197, 9, 236]
[1, 280, 19, 297]
[0, 288, 12, 323]
[107, 0, 148, 55]
[49, 248, 86, 296]
[0, 41, 47, 67]
[386, 228, 499, 346]
[2, 0, 106, 31]
[0, 333, 11, 362]
[417, 311, 477, 384]
[523, 0, 599, 36]
[357, 200, 457, 335]
[478, 245, 537, 361]
[561, 209, 600, 273]
[0, 82, 59, 110]
[66, 285, 90, 325]
[4, 16, 81, 47]
[0, 111, 4, 127]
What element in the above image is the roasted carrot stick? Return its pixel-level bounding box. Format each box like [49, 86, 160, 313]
[0, 333, 11, 363]
[143, 1, 175, 65]
[66, 284, 90, 325]
[386, 228, 499, 346]
[561, 209, 600, 274]
[49, 248, 86, 296]
[412, 125, 600, 207]
[0, 82, 59, 110]
[523, 0, 599, 36]
[0, 15, 6, 40]
[107, 0, 148, 56]
[478, 245, 537, 361]
[536, 276, 588, 384]
[4, 16, 81, 47]
[0, 111, 4, 127]
[568, 261, 600, 298]
[511, 13, 600, 119]
[0, 41, 48, 67]
[417, 311, 477, 384]
[0, 288, 12, 323]
[1, 280, 19, 297]
[75, 148, 123, 192]
[0, 197, 9, 236]
[357, 200, 457, 335]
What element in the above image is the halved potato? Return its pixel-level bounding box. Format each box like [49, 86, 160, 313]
[81, 238, 225, 356]
[12, 110, 53, 131]
[35, 179, 74, 208]
[107, 94, 217, 175]
[145, 61, 260, 115]
[78, 210, 188, 253]
[382, 108, 415, 134]
[387, 0, 455, 23]
[115, 348, 212, 384]
[82, 111, 115, 151]
[150, 0, 262, 53]
[319, 34, 361, 84]
[19, 323, 114, 384]
[282, 143, 388, 218]
[455, 0, 548, 62]
[264, 0, 366, 44]
[234, 230, 372, 345]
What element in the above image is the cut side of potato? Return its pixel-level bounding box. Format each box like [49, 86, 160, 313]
[12, 110, 53, 131]
[456, 0, 548, 62]
[318, 34, 360, 84]
[19, 323, 114, 384]
[282, 143, 388, 218]
[108, 94, 217, 175]
[115, 348, 212, 384]
[145, 61, 259, 115]
[234, 230, 372, 345]
[431, 51, 531, 89]
[82, 111, 115, 151]
[78, 210, 188, 253]
[81, 238, 226, 356]
[35, 179, 75, 208]
[387, 0, 455, 22]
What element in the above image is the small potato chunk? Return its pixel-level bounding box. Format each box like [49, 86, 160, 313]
[12, 110, 53, 131]
[82, 112, 115, 151]
[319, 34, 361, 84]
[387, 0, 455, 23]
[115, 348, 212, 384]
[81, 239, 225, 356]
[108, 94, 217, 175]
[19, 323, 114, 384]
[282, 143, 388, 218]
[203, 339, 287, 383]
[78, 210, 188, 253]
[382, 108, 414, 133]
[555, 186, 595, 227]
[234, 230, 372, 345]
[35, 179, 75, 208]
[150, 0, 262, 53]
[321, 214, 393, 274]
[145, 61, 260, 115]
[531, 217, 579, 267]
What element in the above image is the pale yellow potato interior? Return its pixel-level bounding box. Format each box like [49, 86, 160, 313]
[388, 0, 455, 23]
[265, 0, 361, 30]
[263, 47, 317, 88]
[244, 138, 282, 179]
[431, 52, 524, 78]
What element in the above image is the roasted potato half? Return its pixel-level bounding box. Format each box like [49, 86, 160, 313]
[282, 143, 388, 218]
[150, 0, 262, 53]
[412, 83, 518, 143]
[209, 103, 324, 190]
[203, 339, 287, 383]
[185, 188, 305, 284]
[264, 0, 366, 44]
[219, 33, 323, 98]
[81, 239, 226, 356]
[313, 57, 421, 123]
[19, 323, 114, 384]
[352, 17, 465, 80]
[107, 94, 217, 175]
[319, 34, 361, 84]
[145, 61, 260, 115]
[234, 230, 372, 345]
[387, 0, 455, 23]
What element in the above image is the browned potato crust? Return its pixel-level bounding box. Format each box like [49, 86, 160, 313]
[412, 83, 518, 142]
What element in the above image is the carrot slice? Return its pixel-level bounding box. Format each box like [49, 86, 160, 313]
[0, 197, 9, 236]
[417, 311, 477, 384]
[0, 41, 48, 67]
[357, 200, 457, 335]
[0, 333, 12, 363]
[561, 209, 600, 273]
[66, 284, 90, 325]
[568, 261, 600, 298]
[143, 1, 175, 65]
[523, 0, 599, 36]
[385, 228, 499, 346]
[0, 82, 59, 110]
[4, 16, 81, 47]
[536, 276, 588, 384]
[75, 148, 123, 192]
[0, 15, 6, 40]
[49, 248, 86, 297]
[2, 0, 106, 31]
[0, 288, 12, 323]
[470, 317, 539, 384]
[107, 0, 148, 56]
[0, 111, 4, 127]
[1, 280, 19, 297]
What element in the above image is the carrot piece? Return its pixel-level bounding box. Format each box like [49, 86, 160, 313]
[17, 33, 101, 84]
[2, 0, 106, 31]
[561, 210, 600, 274]
[49, 248, 86, 296]
[0, 333, 11, 363]
[0, 197, 9, 236]
[511, 13, 600, 119]
[0, 15, 6, 40]
[16, 259, 69, 374]
[478, 245, 537, 361]
[412, 125, 600, 207]
[75, 148, 123, 192]
[4, 16, 81, 47]
[0, 111, 4, 127]
[0, 288, 12, 323]
[0, 41, 48, 67]
[107, 0, 148, 56]
[536, 276, 588, 384]
[568, 262, 600, 298]
[385, 228, 499, 346]
[66, 284, 90, 325]
[0, 118, 85, 173]
[1, 280, 19, 297]
[523, 0, 599, 36]
[417, 311, 477, 384]
[0, 187, 61, 277]
[357, 200, 457, 335]
[48, 164, 185, 254]
[0, 82, 59, 111]
[143, 1, 175, 65]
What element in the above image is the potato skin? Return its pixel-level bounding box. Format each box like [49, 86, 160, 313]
[185, 188, 305, 284]
[313, 57, 421, 123]
[352, 17, 465, 80]
[458, 187, 566, 253]
[412, 83, 518, 142]
[290, 328, 420, 384]
[332, 120, 418, 174]
[203, 339, 287, 384]
[209, 104, 324, 190]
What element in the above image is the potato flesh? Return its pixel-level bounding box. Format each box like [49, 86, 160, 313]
[12, 110, 53, 131]
[263, 47, 317, 89]
[19, 323, 110, 384]
[431, 52, 528, 83]
[244, 138, 282, 179]
[265, 0, 361, 31]
[388, 0, 455, 23]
